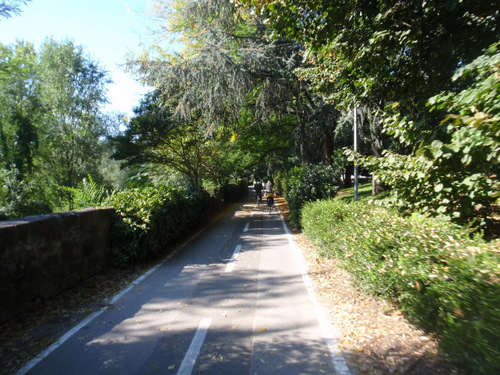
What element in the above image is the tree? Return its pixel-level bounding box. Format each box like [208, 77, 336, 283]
[0, 0, 31, 19]
[251, 1, 499, 110]
[112, 92, 233, 187]
[248, 0, 500, 151]
[36, 39, 111, 208]
[0, 41, 40, 179]
[0, 39, 116, 217]
[130, 0, 340, 166]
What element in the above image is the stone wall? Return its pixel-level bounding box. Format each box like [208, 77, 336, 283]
[0, 207, 114, 322]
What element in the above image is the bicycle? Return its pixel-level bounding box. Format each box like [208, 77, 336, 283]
[255, 191, 262, 205]
[266, 195, 274, 213]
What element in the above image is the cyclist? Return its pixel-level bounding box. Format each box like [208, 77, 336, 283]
[265, 180, 273, 192]
[265, 190, 275, 213]
[254, 180, 263, 204]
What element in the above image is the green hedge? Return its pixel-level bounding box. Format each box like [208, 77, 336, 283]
[301, 199, 500, 374]
[275, 164, 342, 228]
[110, 185, 211, 266]
[223, 180, 249, 203]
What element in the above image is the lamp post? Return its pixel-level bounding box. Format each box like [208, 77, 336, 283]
[354, 106, 358, 202]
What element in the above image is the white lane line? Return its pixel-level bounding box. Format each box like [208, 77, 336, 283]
[16, 262, 166, 375]
[278, 210, 351, 375]
[109, 263, 162, 304]
[16, 227, 208, 375]
[225, 244, 242, 273]
[177, 318, 212, 375]
[243, 222, 250, 233]
[16, 308, 106, 375]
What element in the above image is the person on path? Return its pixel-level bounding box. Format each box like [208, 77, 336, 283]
[265, 190, 275, 212]
[254, 180, 263, 202]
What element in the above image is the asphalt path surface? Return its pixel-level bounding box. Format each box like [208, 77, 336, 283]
[18, 194, 350, 375]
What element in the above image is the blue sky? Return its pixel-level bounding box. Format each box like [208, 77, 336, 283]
[0, 0, 156, 115]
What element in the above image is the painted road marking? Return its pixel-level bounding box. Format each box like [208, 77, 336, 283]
[15, 228, 207, 375]
[243, 222, 250, 232]
[225, 244, 242, 273]
[177, 318, 212, 375]
[16, 264, 166, 375]
[279, 210, 351, 375]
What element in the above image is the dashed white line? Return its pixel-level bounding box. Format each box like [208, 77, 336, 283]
[225, 244, 242, 273]
[243, 222, 250, 232]
[177, 318, 212, 375]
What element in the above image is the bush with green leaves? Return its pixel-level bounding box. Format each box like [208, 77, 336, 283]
[110, 185, 210, 266]
[63, 175, 114, 210]
[280, 163, 342, 228]
[301, 199, 500, 373]
[351, 42, 500, 222]
[0, 168, 52, 220]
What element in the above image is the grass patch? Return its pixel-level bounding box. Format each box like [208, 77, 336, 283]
[335, 182, 388, 202]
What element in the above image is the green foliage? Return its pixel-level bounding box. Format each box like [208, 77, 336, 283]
[0, 41, 40, 179]
[252, 0, 500, 113]
[109, 185, 211, 266]
[352, 42, 500, 222]
[302, 199, 500, 374]
[37, 38, 111, 195]
[63, 174, 114, 210]
[279, 163, 342, 228]
[0, 39, 115, 218]
[0, 168, 51, 220]
[112, 92, 239, 188]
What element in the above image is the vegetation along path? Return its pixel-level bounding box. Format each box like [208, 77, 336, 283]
[1, 194, 459, 374]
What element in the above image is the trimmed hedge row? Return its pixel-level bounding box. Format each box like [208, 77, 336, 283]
[301, 199, 500, 374]
[109, 182, 249, 267]
[109, 186, 213, 266]
[274, 163, 342, 228]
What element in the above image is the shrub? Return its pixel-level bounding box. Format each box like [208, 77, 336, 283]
[301, 199, 500, 373]
[0, 172, 52, 220]
[284, 163, 342, 228]
[63, 174, 114, 210]
[110, 185, 210, 266]
[223, 179, 249, 203]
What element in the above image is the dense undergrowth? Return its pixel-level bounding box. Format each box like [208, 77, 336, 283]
[301, 193, 500, 374]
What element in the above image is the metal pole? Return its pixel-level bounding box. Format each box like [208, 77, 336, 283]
[354, 106, 358, 202]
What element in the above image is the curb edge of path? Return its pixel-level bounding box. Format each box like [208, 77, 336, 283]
[277, 208, 352, 375]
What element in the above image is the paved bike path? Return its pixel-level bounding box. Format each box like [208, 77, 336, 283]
[19, 195, 350, 375]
